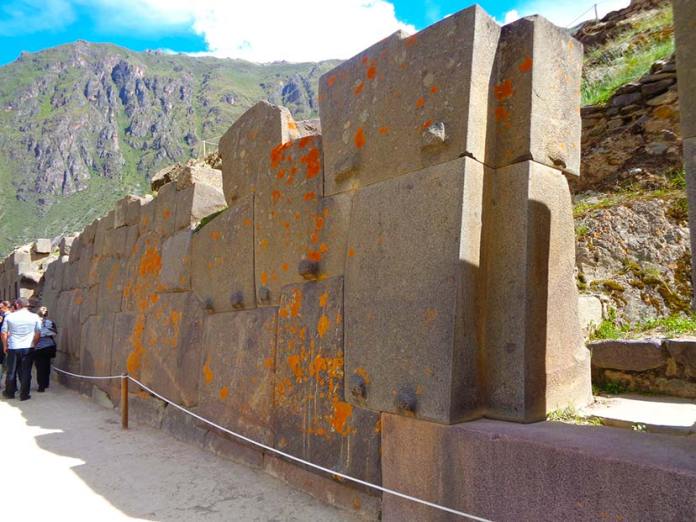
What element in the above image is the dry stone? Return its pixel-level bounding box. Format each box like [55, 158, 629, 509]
[590, 339, 666, 371]
[154, 181, 178, 237]
[33, 238, 52, 254]
[174, 182, 227, 231]
[275, 277, 381, 484]
[490, 16, 583, 174]
[254, 135, 324, 305]
[319, 6, 500, 195]
[160, 229, 192, 292]
[176, 164, 223, 192]
[480, 160, 591, 421]
[191, 198, 255, 313]
[219, 101, 300, 204]
[674, 0, 696, 139]
[344, 157, 484, 423]
[80, 314, 115, 394]
[198, 307, 277, 444]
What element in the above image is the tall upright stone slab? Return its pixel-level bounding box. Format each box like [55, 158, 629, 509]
[673, 0, 696, 303]
[344, 157, 485, 423]
[218, 101, 300, 205]
[318, 5, 500, 195]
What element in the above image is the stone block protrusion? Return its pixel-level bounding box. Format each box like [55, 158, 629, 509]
[174, 181, 227, 231]
[33, 238, 52, 255]
[319, 5, 500, 195]
[218, 101, 301, 205]
[590, 339, 666, 372]
[489, 16, 583, 174]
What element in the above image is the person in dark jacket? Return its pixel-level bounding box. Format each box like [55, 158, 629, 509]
[34, 306, 57, 392]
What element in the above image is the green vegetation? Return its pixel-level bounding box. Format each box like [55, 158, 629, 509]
[582, 5, 674, 106]
[547, 406, 603, 426]
[193, 208, 227, 232]
[590, 305, 696, 340]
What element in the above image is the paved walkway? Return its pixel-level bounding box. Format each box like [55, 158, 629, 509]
[0, 384, 358, 521]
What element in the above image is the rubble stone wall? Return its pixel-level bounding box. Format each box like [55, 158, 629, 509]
[1, 5, 601, 518]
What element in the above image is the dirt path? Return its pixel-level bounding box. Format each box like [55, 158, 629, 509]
[0, 383, 358, 521]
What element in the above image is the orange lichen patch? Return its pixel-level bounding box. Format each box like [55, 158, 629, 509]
[259, 238, 269, 250]
[415, 96, 425, 109]
[326, 75, 337, 87]
[354, 127, 366, 149]
[287, 121, 297, 130]
[271, 190, 282, 203]
[367, 64, 377, 80]
[219, 386, 229, 400]
[279, 307, 289, 319]
[303, 191, 316, 201]
[209, 230, 222, 241]
[424, 308, 438, 326]
[319, 291, 329, 307]
[126, 315, 146, 374]
[519, 56, 533, 73]
[263, 356, 274, 369]
[430, 85, 439, 94]
[374, 418, 382, 433]
[138, 246, 162, 278]
[354, 81, 364, 96]
[654, 106, 674, 119]
[203, 360, 214, 384]
[74, 292, 84, 305]
[353, 497, 362, 511]
[300, 148, 321, 179]
[287, 354, 304, 382]
[281, 262, 289, 272]
[317, 314, 330, 338]
[361, 56, 369, 65]
[270, 142, 292, 168]
[284, 287, 303, 317]
[319, 243, 329, 254]
[495, 106, 510, 122]
[162, 209, 172, 220]
[307, 250, 322, 262]
[243, 218, 252, 227]
[348, 247, 356, 257]
[150, 294, 159, 305]
[378, 126, 389, 135]
[494, 79, 514, 101]
[355, 367, 371, 384]
[299, 136, 313, 148]
[330, 399, 353, 436]
[422, 119, 433, 130]
[260, 271, 269, 286]
[314, 216, 325, 230]
[276, 169, 286, 179]
[170, 309, 182, 328]
[404, 34, 417, 47]
[310, 232, 319, 244]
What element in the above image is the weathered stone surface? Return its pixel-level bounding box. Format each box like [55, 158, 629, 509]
[219, 100, 300, 204]
[138, 198, 156, 235]
[590, 339, 666, 371]
[55, 289, 83, 361]
[114, 195, 140, 228]
[93, 211, 115, 256]
[684, 138, 696, 299]
[128, 395, 166, 429]
[176, 164, 223, 192]
[665, 339, 696, 377]
[319, 6, 500, 195]
[345, 157, 484, 423]
[254, 136, 325, 304]
[59, 235, 75, 256]
[138, 292, 204, 407]
[122, 232, 162, 314]
[191, 198, 255, 313]
[104, 225, 127, 258]
[160, 229, 192, 292]
[154, 181, 178, 237]
[674, 0, 696, 139]
[480, 160, 591, 421]
[80, 314, 115, 394]
[198, 308, 277, 444]
[125, 195, 148, 227]
[490, 16, 583, 174]
[381, 414, 696, 522]
[96, 257, 126, 315]
[161, 405, 209, 447]
[204, 430, 264, 469]
[578, 294, 604, 334]
[174, 182, 227, 231]
[33, 238, 52, 254]
[275, 277, 381, 484]
[108, 312, 137, 402]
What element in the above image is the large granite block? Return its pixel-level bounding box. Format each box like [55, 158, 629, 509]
[160, 229, 192, 292]
[254, 135, 324, 305]
[80, 314, 115, 394]
[139, 292, 204, 407]
[153, 181, 178, 237]
[345, 157, 484, 423]
[96, 257, 126, 315]
[138, 198, 156, 235]
[191, 197, 255, 312]
[174, 182, 227, 231]
[489, 16, 582, 174]
[480, 160, 590, 421]
[381, 414, 696, 521]
[219, 101, 300, 204]
[319, 5, 499, 195]
[198, 307, 277, 444]
[674, 0, 696, 139]
[122, 233, 162, 313]
[275, 277, 381, 484]
[56, 289, 83, 359]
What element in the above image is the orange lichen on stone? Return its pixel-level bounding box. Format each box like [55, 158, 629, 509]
[264, 356, 274, 369]
[330, 399, 353, 436]
[378, 126, 390, 135]
[203, 360, 214, 384]
[219, 386, 229, 399]
[354, 81, 364, 95]
[126, 315, 146, 374]
[287, 121, 297, 130]
[281, 262, 289, 272]
[430, 85, 439, 94]
[519, 56, 533, 73]
[494, 79, 514, 101]
[260, 271, 269, 286]
[300, 147, 320, 179]
[495, 106, 510, 122]
[270, 142, 291, 168]
[319, 291, 329, 307]
[162, 209, 172, 220]
[354, 127, 366, 149]
[209, 230, 221, 241]
[415, 96, 426, 108]
[303, 191, 316, 201]
[422, 119, 433, 130]
[139, 246, 162, 277]
[271, 190, 282, 203]
[327, 75, 337, 87]
[317, 314, 330, 338]
[348, 247, 355, 257]
[367, 63, 377, 80]
[355, 366, 371, 384]
[288, 354, 304, 382]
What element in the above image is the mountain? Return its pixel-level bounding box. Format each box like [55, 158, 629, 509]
[0, 41, 339, 255]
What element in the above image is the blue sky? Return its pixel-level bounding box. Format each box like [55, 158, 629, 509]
[0, 0, 630, 66]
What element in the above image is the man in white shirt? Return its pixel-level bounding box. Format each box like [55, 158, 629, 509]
[1, 298, 41, 401]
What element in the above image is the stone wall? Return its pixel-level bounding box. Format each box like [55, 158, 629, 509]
[0, 5, 617, 519]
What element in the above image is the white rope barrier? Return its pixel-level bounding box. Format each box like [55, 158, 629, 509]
[51, 366, 493, 522]
[52, 366, 124, 381]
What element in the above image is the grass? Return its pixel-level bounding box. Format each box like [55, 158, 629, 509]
[590, 307, 696, 340]
[547, 406, 603, 426]
[582, 5, 675, 106]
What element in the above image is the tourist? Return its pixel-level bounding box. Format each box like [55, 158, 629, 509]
[0, 301, 10, 382]
[1, 297, 41, 401]
[34, 307, 57, 392]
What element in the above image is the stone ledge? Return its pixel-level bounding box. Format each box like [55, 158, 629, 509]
[589, 338, 666, 371]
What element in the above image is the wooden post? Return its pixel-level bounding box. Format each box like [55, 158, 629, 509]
[121, 372, 129, 430]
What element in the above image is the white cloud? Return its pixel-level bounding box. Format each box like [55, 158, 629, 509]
[503, 9, 520, 24]
[505, 0, 631, 28]
[85, 0, 416, 63]
[0, 0, 75, 36]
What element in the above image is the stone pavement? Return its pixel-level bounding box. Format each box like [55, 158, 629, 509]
[0, 384, 359, 521]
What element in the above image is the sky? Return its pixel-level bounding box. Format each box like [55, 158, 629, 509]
[0, 0, 631, 66]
